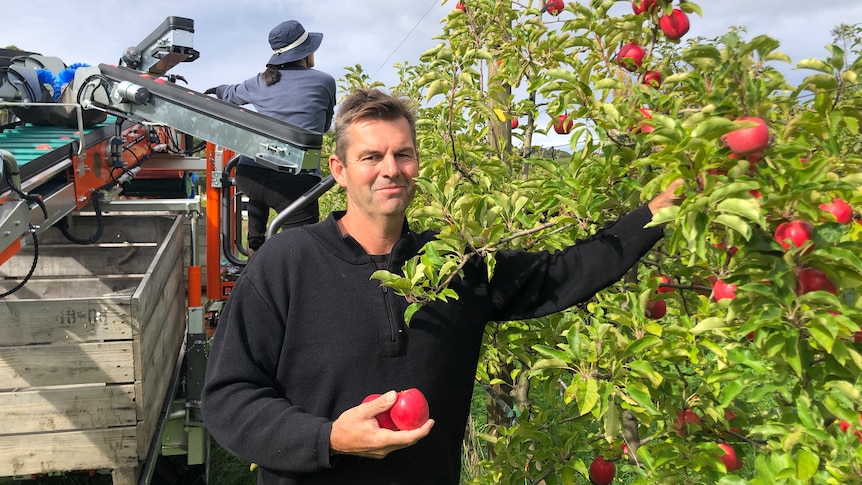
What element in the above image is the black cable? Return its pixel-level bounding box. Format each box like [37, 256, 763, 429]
[0, 229, 39, 299]
[58, 194, 104, 244]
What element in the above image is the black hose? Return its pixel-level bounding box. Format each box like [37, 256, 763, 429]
[58, 194, 104, 244]
[0, 230, 39, 299]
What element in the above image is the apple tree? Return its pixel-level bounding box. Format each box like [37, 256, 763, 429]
[345, 0, 862, 483]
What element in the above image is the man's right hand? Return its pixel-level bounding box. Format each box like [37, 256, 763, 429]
[329, 391, 434, 459]
[203, 87, 217, 96]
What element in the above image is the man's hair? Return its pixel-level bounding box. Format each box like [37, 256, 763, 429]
[333, 88, 417, 162]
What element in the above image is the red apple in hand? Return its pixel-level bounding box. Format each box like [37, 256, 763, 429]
[659, 9, 690, 41]
[796, 267, 837, 295]
[389, 388, 430, 431]
[773, 220, 813, 250]
[588, 455, 616, 485]
[631, 0, 657, 15]
[646, 299, 666, 319]
[712, 279, 737, 301]
[362, 394, 400, 430]
[553, 114, 573, 134]
[617, 42, 646, 72]
[642, 70, 662, 88]
[546, 0, 564, 16]
[721, 117, 769, 156]
[717, 442, 743, 472]
[819, 198, 852, 224]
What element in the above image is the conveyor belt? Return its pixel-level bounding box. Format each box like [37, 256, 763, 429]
[0, 117, 116, 192]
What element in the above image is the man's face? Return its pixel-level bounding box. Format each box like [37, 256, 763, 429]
[330, 117, 419, 220]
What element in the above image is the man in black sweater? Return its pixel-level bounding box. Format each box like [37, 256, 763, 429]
[201, 88, 684, 484]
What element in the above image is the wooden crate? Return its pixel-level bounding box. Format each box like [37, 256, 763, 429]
[0, 214, 187, 483]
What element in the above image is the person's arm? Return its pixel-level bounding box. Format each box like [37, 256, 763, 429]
[201, 276, 334, 474]
[488, 179, 684, 321]
[214, 75, 262, 106]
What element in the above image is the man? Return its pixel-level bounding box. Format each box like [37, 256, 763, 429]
[202, 88, 683, 484]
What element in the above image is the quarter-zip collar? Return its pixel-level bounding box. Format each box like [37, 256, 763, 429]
[305, 210, 435, 268]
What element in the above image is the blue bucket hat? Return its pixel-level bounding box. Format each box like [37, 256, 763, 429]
[267, 20, 323, 65]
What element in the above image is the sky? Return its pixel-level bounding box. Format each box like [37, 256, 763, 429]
[2, 0, 860, 148]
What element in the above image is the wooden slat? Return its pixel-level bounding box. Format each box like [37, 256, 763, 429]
[0, 298, 134, 346]
[136, 266, 185, 458]
[0, 384, 136, 434]
[132, 216, 185, 334]
[0, 341, 134, 388]
[0, 245, 158, 278]
[0, 276, 143, 300]
[0, 427, 137, 476]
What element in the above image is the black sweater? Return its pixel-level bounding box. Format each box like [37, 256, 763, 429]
[201, 206, 664, 484]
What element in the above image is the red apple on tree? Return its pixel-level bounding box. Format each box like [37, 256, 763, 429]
[545, 0, 564, 16]
[656, 275, 675, 293]
[717, 442, 743, 472]
[819, 198, 852, 224]
[659, 9, 690, 41]
[588, 455, 616, 485]
[553, 113, 573, 135]
[511, 118, 519, 129]
[674, 409, 703, 435]
[389, 388, 430, 431]
[455, 2, 466, 12]
[838, 413, 862, 442]
[721, 117, 769, 156]
[642, 69, 662, 88]
[711, 279, 737, 301]
[362, 393, 400, 430]
[631, 0, 657, 15]
[637, 107, 654, 133]
[773, 219, 813, 250]
[646, 299, 666, 319]
[796, 267, 837, 295]
[617, 42, 646, 72]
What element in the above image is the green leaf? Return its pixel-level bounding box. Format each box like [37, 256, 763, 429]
[713, 214, 752, 240]
[715, 198, 763, 224]
[801, 73, 839, 91]
[577, 378, 600, 416]
[763, 51, 792, 63]
[545, 69, 580, 83]
[532, 344, 570, 362]
[604, 401, 620, 441]
[796, 58, 834, 74]
[682, 44, 721, 61]
[404, 302, 421, 326]
[796, 449, 819, 481]
[594, 78, 623, 90]
[691, 116, 734, 141]
[826, 381, 862, 404]
[691, 317, 728, 336]
[531, 358, 569, 370]
[425, 79, 448, 102]
[623, 382, 660, 415]
[621, 335, 662, 359]
[629, 360, 663, 387]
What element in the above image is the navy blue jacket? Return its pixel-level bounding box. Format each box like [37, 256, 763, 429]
[202, 205, 664, 484]
[214, 65, 336, 173]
